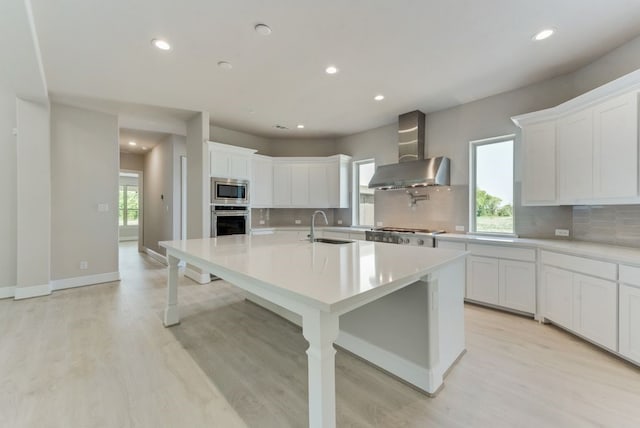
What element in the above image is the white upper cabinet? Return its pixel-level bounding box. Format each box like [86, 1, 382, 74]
[592, 92, 639, 199]
[557, 108, 594, 203]
[209, 142, 256, 180]
[512, 70, 640, 206]
[251, 155, 273, 208]
[272, 163, 293, 206]
[270, 155, 351, 209]
[521, 121, 557, 205]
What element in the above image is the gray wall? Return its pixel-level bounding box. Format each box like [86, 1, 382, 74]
[120, 152, 145, 171]
[16, 99, 50, 290]
[50, 103, 119, 280]
[0, 87, 17, 291]
[143, 134, 185, 254]
[211, 125, 271, 155]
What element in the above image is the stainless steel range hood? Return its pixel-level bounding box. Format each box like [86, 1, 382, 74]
[368, 110, 450, 189]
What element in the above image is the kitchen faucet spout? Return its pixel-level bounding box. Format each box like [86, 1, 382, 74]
[309, 210, 328, 242]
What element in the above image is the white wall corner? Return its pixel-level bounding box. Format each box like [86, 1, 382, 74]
[14, 283, 51, 300]
[50, 271, 120, 291]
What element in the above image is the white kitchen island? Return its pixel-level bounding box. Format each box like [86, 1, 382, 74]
[160, 234, 467, 428]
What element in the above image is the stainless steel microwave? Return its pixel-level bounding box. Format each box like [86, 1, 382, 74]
[211, 177, 249, 205]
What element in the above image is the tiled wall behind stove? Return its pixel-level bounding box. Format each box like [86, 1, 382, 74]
[573, 205, 640, 248]
[251, 208, 350, 228]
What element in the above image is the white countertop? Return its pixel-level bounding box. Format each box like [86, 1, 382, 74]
[437, 233, 640, 266]
[251, 226, 369, 233]
[160, 234, 466, 311]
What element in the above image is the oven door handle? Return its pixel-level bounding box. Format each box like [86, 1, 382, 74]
[212, 211, 249, 217]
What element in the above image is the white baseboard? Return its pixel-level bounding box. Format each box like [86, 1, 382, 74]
[50, 271, 121, 291]
[185, 267, 211, 284]
[0, 286, 16, 299]
[144, 247, 168, 265]
[335, 330, 434, 394]
[14, 283, 52, 300]
[118, 236, 138, 242]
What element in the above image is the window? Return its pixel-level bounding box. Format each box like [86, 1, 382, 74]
[353, 159, 375, 226]
[470, 135, 514, 234]
[119, 184, 139, 226]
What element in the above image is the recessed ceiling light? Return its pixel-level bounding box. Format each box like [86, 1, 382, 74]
[142, 147, 148, 150]
[255, 23, 272, 36]
[217, 61, 233, 70]
[151, 38, 171, 51]
[533, 28, 554, 41]
[325, 66, 338, 75]
[128, 141, 137, 146]
[374, 94, 385, 101]
[297, 124, 305, 129]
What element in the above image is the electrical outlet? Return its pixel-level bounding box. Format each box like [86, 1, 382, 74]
[555, 229, 570, 237]
[455, 225, 465, 232]
[294, 219, 301, 225]
[97, 203, 109, 212]
[259, 220, 265, 225]
[376, 221, 383, 227]
[337, 220, 343, 225]
[79, 261, 88, 270]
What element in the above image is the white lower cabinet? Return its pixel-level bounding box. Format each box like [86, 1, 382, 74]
[466, 244, 536, 314]
[541, 265, 573, 327]
[620, 264, 640, 364]
[467, 256, 500, 305]
[620, 284, 640, 364]
[499, 259, 536, 313]
[541, 251, 618, 352]
[572, 273, 617, 351]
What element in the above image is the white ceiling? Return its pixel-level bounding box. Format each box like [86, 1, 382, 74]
[29, 0, 640, 138]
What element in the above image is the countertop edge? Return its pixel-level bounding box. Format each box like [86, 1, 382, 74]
[435, 234, 640, 267]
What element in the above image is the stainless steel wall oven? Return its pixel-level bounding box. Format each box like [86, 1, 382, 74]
[211, 205, 248, 237]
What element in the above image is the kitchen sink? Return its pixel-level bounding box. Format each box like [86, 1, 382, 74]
[313, 238, 354, 245]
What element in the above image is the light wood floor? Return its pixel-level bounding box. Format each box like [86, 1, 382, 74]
[2, 241, 639, 427]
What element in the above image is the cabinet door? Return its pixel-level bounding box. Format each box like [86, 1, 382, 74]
[593, 92, 639, 199]
[251, 157, 273, 207]
[291, 164, 310, 207]
[499, 260, 536, 313]
[308, 164, 329, 207]
[573, 273, 617, 351]
[272, 164, 292, 206]
[466, 256, 500, 305]
[521, 121, 557, 205]
[229, 155, 251, 180]
[541, 265, 573, 328]
[210, 151, 230, 177]
[557, 109, 593, 202]
[620, 284, 640, 364]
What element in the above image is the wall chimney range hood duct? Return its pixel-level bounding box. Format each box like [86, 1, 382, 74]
[368, 110, 450, 189]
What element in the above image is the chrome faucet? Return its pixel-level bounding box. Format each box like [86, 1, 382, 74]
[309, 210, 328, 242]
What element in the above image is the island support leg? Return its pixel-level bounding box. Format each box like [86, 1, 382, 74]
[163, 254, 180, 327]
[302, 310, 340, 428]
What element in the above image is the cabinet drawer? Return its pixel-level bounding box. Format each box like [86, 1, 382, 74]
[467, 243, 535, 262]
[541, 251, 616, 280]
[437, 240, 466, 251]
[620, 265, 640, 287]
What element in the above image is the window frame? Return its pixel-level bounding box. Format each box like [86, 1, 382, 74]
[352, 158, 376, 227]
[119, 184, 139, 227]
[468, 134, 516, 236]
